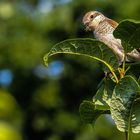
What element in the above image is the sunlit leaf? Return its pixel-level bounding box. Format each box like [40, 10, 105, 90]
[93, 82, 109, 110]
[0, 122, 22, 140]
[44, 38, 119, 73]
[79, 100, 109, 125]
[110, 76, 140, 133]
[93, 77, 115, 110]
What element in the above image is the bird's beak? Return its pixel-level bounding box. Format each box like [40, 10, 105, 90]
[83, 22, 92, 31]
[84, 22, 89, 27]
[83, 21, 98, 31]
[85, 26, 91, 31]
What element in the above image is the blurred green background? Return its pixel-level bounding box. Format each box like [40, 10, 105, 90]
[0, 0, 140, 140]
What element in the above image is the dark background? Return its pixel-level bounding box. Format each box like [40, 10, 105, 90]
[0, 0, 140, 140]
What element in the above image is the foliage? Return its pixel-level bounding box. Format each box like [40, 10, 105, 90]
[45, 20, 140, 140]
[114, 20, 140, 52]
[1, 0, 140, 140]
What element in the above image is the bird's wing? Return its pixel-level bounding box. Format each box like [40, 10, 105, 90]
[94, 33, 124, 62]
[106, 18, 118, 28]
[127, 49, 140, 61]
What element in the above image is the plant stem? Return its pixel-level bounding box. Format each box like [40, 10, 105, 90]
[125, 131, 130, 140]
[93, 57, 119, 83]
[125, 131, 128, 140]
[125, 131, 127, 140]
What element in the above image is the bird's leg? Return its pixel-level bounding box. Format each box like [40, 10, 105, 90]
[118, 64, 130, 80]
[118, 58, 126, 79]
[118, 67, 125, 79]
[118, 55, 130, 79]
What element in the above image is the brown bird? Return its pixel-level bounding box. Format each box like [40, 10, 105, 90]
[82, 11, 140, 63]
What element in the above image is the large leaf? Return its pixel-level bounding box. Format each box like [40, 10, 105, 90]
[79, 100, 109, 125]
[110, 76, 140, 133]
[138, 77, 140, 85]
[44, 38, 119, 72]
[131, 98, 140, 133]
[93, 82, 109, 110]
[114, 20, 140, 52]
[93, 78, 115, 110]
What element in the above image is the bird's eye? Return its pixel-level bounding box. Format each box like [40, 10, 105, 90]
[90, 15, 94, 19]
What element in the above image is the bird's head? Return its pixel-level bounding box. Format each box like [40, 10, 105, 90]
[82, 11, 105, 31]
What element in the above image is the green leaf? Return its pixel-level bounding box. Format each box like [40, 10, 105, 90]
[93, 78, 115, 110]
[93, 83, 109, 110]
[79, 100, 109, 125]
[138, 77, 140, 85]
[131, 98, 140, 133]
[102, 78, 116, 105]
[110, 76, 140, 133]
[114, 20, 140, 52]
[44, 38, 119, 72]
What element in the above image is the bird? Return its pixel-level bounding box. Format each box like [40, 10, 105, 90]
[82, 11, 140, 63]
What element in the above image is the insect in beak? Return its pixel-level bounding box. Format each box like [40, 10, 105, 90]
[84, 22, 91, 31]
[85, 26, 91, 31]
